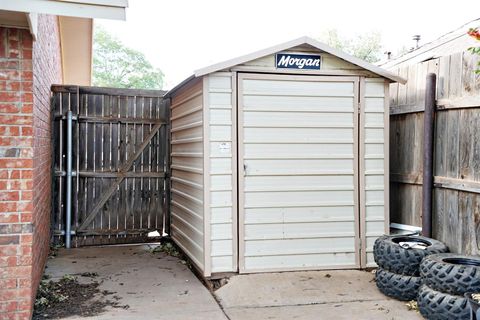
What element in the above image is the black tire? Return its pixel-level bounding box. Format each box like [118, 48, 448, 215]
[373, 235, 448, 276]
[417, 284, 470, 320]
[375, 267, 421, 301]
[420, 253, 480, 296]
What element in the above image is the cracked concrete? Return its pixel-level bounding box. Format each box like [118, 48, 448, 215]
[43, 244, 227, 320]
[43, 245, 423, 320]
[214, 270, 423, 320]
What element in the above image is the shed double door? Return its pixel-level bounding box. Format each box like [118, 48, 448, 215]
[238, 73, 361, 273]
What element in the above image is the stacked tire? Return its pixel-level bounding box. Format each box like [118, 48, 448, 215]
[417, 253, 480, 320]
[373, 235, 448, 301]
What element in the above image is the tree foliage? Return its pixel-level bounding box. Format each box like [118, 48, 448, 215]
[468, 28, 480, 74]
[92, 27, 164, 89]
[319, 29, 383, 63]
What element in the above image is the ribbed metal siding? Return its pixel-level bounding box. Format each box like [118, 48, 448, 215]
[170, 79, 205, 271]
[362, 78, 388, 267]
[206, 73, 236, 272]
[238, 74, 360, 272]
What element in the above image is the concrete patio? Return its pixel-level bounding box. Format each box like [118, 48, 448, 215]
[215, 270, 423, 320]
[41, 244, 422, 320]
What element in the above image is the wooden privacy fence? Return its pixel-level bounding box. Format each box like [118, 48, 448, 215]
[51, 85, 169, 247]
[389, 50, 480, 254]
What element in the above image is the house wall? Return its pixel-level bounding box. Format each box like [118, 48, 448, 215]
[31, 13, 62, 309]
[0, 14, 62, 319]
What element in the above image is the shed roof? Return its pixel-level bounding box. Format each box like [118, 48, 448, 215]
[378, 18, 480, 69]
[166, 36, 405, 97]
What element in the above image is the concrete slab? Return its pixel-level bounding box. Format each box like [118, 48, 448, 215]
[44, 244, 227, 320]
[215, 270, 423, 320]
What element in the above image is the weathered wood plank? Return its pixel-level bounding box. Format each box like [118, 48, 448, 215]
[77, 122, 162, 231]
[52, 86, 167, 246]
[445, 190, 460, 252]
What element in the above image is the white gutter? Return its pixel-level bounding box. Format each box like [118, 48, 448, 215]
[0, 0, 128, 20]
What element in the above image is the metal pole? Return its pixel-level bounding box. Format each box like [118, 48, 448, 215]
[65, 110, 73, 248]
[422, 73, 436, 238]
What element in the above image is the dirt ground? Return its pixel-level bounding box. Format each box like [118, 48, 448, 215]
[33, 274, 129, 319]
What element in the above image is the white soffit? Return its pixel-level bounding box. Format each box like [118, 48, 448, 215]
[59, 16, 93, 86]
[0, 0, 128, 20]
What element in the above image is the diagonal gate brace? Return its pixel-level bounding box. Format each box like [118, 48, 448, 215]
[77, 123, 163, 231]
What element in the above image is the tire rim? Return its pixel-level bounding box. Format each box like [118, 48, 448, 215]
[443, 258, 480, 267]
[392, 237, 431, 249]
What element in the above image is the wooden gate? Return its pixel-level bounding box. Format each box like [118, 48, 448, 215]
[51, 85, 169, 246]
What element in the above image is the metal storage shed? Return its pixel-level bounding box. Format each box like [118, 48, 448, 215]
[165, 36, 405, 277]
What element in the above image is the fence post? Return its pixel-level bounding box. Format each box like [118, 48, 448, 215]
[422, 73, 436, 237]
[65, 110, 73, 248]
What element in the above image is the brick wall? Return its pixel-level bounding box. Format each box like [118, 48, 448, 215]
[31, 15, 62, 316]
[0, 14, 61, 319]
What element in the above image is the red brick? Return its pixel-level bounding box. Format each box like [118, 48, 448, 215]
[0, 29, 7, 58]
[22, 49, 32, 60]
[19, 213, 31, 223]
[0, 115, 32, 126]
[0, 92, 21, 103]
[18, 279, 31, 289]
[0, 256, 17, 267]
[9, 171, 20, 179]
[0, 137, 32, 147]
[0, 159, 33, 169]
[8, 28, 18, 40]
[0, 61, 19, 70]
[20, 93, 32, 103]
[0, 235, 19, 245]
[0, 202, 17, 212]
[0, 279, 17, 289]
[0, 126, 20, 136]
[0, 103, 20, 114]
[21, 32, 32, 49]
[6, 81, 21, 91]
[20, 71, 32, 81]
[19, 171, 32, 179]
[14, 310, 32, 320]
[0, 246, 18, 256]
[0, 300, 18, 313]
[19, 235, 31, 244]
[21, 60, 32, 72]
[0, 191, 19, 201]
[0, 170, 7, 179]
[19, 126, 32, 136]
[0, 19, 61, 317]
[20, 191, 32, 201]
[17, 255, 32, 266]
[0, 266, 32, 279]
[20, 246, 31, 256]
[17, 202, 32, 212]
[0, 213, 19, 223]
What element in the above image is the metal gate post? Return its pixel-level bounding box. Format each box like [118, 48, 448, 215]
[65, 110, 73, 248]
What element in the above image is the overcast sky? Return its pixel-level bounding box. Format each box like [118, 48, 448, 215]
[97, 0, 479, 89]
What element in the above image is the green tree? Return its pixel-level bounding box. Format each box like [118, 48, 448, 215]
[92, 26, 164, 89]
[319, 29, 383, 63]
